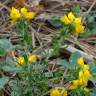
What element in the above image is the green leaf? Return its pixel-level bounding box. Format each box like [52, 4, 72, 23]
[59, 27, 69, 44]
[48, 20, 63, 27]
[69, 52, 81, 69]
[83, 21, 96, 37]
[60, 27, 69, 35]
[45, 72, 53, 78]
[2, 65, 23, 73]
[52, 16, 60, 20]
[91, 87, 96, 94]
[58, 59, 71, 69]
[0, 47, 5, 56]
[33, 64, 44, 71]
[72, 5, 80, 13]
[86, 14, 94, 23]
[6, 57, 15, 66]
[90, 64, 96, 78]
[48, 16, 63, 27]
[0, 77, 9, 88]
[0, 39, 13, 51]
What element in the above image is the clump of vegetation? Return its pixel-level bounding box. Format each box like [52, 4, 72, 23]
[0, 0, 96, 96]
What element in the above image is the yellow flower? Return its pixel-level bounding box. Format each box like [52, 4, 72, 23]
[77, 57, 85, 66]
[50, 88, 60, 96]
[25, 12, 35, 20]
[79, 70, 84, 80]
[84, 70, 93, 79]
[21, 7, 35, 20]
[21, 7, 27, 15]
[74, 17, 82, 24]
[83, 65, 89, 70]
[79, 71, 86, 85]
[70, 80, 79, 89]
[84, 88, 90, 92]
[79, 70, 89, 85]
[60, 12, 84, 35]
[16, 56, 25, 67]
[75, 24, 85, 33]
[83, 65, 93, 79]
[60, 12, 75, 24]
[73, 80, 80, 86]
[79, 78, 87, 86]
[10, 7, 21, 21]
[68, 12, 75, 21]
[62, 90, 67, 96]
[60, 15, 71, 24]
[79, 66, 93, 86]
[28, 54, 37, 63]
[70, 63, 92, 90]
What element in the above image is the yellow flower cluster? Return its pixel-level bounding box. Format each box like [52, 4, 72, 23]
[16, 56, 25, 67]
[50, 88, 67, 96]
[16, 54, 37, 67]
[60, 12, 85, 34]
[60, 12, 75, 24]
[70, 57, 93, 90]
[10, 7, 35, 21]
[28, 55, 37, 63]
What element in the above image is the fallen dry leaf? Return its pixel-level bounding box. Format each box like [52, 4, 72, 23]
[33, 5, 44, 14]
[15, 0, 25, 6]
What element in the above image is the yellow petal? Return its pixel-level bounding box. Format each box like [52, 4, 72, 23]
[75, 24, 85, 33]
[79, 78, 87, 86]
[21, 7, 27, 15]
[62, 90, 67, 96]
[74, 17, 82, 24]
[17, 56, 25, 65]
[73, 80, 80, 86]
[83, 65, 89, 70]
[68, 12, 75, 21]
[60, 15, 71, 24]
[84, 70, 93, 79]
[10, 7, 21, 21]
[79, 70, 84, 78]
[79, 71, 88, 85]
[28, 54, 37, 63]
[77, 57, 85, 66]
[50, 88, 60, 96]
[24, 12, 35, 20]
[70, 80, 79, 90]
[69, 84, 78, 90]
[21, 7, 35, 20]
